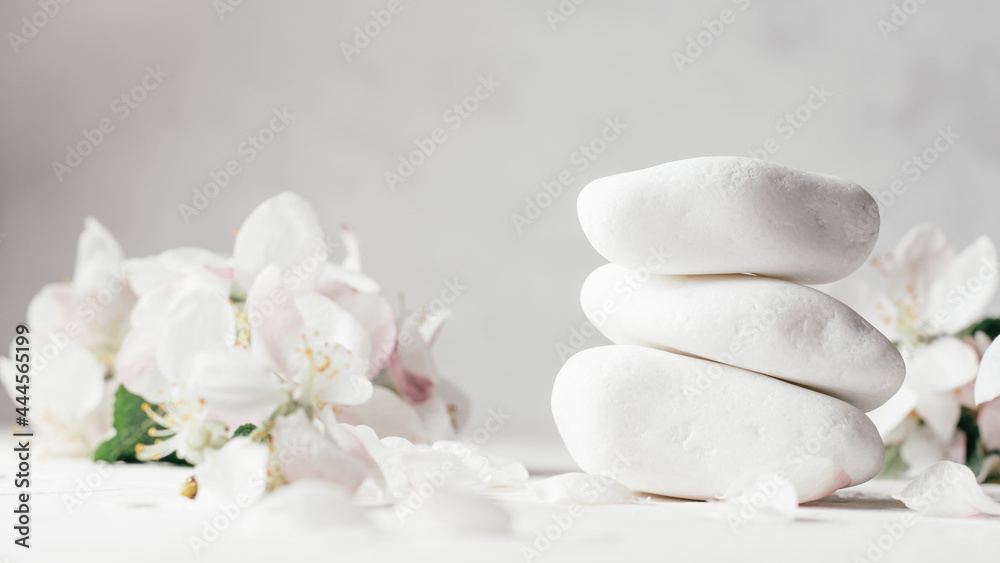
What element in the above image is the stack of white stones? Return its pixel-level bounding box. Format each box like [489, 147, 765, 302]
[552, 156, 906, 503]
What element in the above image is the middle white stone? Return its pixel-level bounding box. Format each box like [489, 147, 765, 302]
[580, 263, 905, 412]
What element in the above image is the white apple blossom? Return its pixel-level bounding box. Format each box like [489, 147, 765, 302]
[0, 217, 134, 456]
[820, 224, 1000, 476]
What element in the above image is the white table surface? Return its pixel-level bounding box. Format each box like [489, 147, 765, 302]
[1, 435, 998, 563]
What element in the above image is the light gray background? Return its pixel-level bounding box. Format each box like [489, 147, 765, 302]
[2, 0, 999, 451]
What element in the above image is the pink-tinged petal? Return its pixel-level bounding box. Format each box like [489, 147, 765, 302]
[115, 323, 170, 400]
[977, 397, 1000, 451]
[125, 247, 231, 297]
[247, 265, 303, 375]
[906, 337, 980, 393]
[386, 344, 435, 404]
[232, 192, 326, 290]
[926, 236, 1000, 334]
[25, 283, 75, 334]
[73, 217, 126, 296]
[976, 339, 1000, 405]
[335, 292, 397, 377]
[339, 224, 362, 272]
[190, 350, 286, 426]
[155, 287, 235, 386]
[336, 386, 428, 443]
[271, 410, 369, 494]
[317, 409, 382, 476]
[894, 461, 1000, 517]
[915, 391, 962, 444]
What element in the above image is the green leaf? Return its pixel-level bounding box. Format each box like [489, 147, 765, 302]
[93, 385, 190, 466]
[233, 423, 256, 437]
[959, 317, 1000, 340]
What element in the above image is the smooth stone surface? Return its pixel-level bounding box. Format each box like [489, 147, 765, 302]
[580, 264, 905, 412]
[552, 345, 885, 502]
[577, 156, 880, 284]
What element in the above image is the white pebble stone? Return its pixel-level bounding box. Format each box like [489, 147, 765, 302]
[551, 345, 885, 502]
[580, 264, 905, 412]
[577, 156, 879, 284]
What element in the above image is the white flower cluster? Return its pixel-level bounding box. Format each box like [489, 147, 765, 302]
[1, 192, 526, 507]
[820, 224, 1000, 480]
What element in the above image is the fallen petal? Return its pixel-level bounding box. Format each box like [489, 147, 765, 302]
[893, 460, 1000, 517]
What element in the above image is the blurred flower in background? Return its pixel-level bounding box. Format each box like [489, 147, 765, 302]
[0, 218, 135, 456]
[821, 224, 1000, 481]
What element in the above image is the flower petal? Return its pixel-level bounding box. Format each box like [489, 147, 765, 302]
[532, 472, 635, 505]
[866, 386, 918, 440]
[976, 339, 1000, 405]
[977, 397, 1000, 451]
[900, 425, 948, 476]
[893, 461, 1000, 517]
[914, 391, 961, 444]
[906, 337, 980, 393]
[271, 411, 369, 494]
[336, 385, 428, 443]
[155, 287, 235, 386]
[194, 436, 270, 506]
[926, 235, 1000, 334]
[125, 247, 231, 298]
[247, 265, 303, 374]
[334, 292, 397, 377]
[25, 283, 74, 334]
[232, 192, 326, 290]
[191, 350, 286, 426]
[115, 322, 170, 400]
[72, 217, 126, 296]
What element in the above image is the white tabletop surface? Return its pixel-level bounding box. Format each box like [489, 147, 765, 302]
[1, 436, 998, 563]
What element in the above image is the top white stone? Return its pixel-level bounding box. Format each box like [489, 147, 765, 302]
[577, 156, 880, 284]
